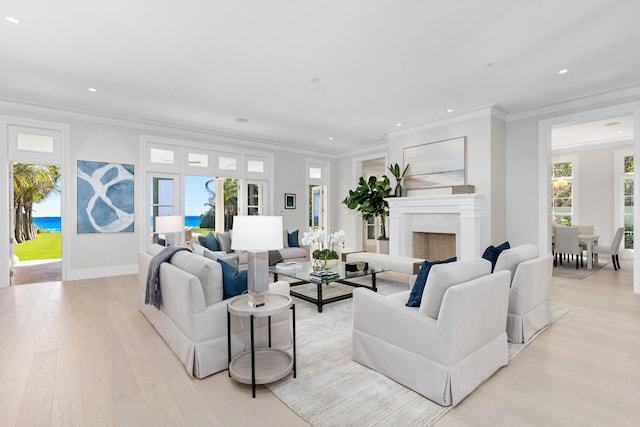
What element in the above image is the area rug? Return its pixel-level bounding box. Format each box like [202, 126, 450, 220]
[268, 274, 569, 427]
[552, 259, 607, 279]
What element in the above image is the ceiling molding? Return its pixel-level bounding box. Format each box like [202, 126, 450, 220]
[0, 97, 334, 158]
[386, 104, 504, 139]
[506, 83, 640, 122]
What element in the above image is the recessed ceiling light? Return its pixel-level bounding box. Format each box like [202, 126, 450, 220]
[88, 87, 97, 92]
[617, 130, 624, 134]
[328, 137, 334, 141]
[558, 69, 568, 74]
[5, 16, 19, 24]
[604, 121, 620, 127]
[447, 109, 453, 113]
[235, 117, 248, 123]
[396, 123, 402, 127]
[310, 77, 320, 84]
[485, 62, 495, 68]
[167, 92, 173, 96]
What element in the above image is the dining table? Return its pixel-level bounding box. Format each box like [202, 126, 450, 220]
[579, 234, 599, 269]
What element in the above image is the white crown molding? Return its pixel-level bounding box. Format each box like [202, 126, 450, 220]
[506, 83, 640, 122]
[0, 97, 334, 158]
[386, 104, 505, 139]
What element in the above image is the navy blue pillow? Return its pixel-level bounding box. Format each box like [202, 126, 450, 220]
[482, 241, 510, 272]
[288, 230, 300, 248]
[406, 257, 457, 307]
[198, 232, 220, 251]
[217, 259, 248, 299]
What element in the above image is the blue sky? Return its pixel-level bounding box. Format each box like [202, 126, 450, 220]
[33, 192, 60, 217]
[32, 175, 214, 218]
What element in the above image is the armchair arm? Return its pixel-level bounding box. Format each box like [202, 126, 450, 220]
[160, 263, 207, 340]
[509, 256, 553, 315]
[437, 271, 510, 362]
[353, 288, 449, 362]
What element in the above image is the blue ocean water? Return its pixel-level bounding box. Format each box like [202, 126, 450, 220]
[185, 216, 201, 228]
[33, 217, 61, 232]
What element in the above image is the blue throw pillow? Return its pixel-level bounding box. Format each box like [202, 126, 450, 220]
[198, 232, 220, 251]
[406, 257, 457, 307]
[217, 259, 248, 299]
[288, 230, 300, 248]
[482, 241, 510, 272]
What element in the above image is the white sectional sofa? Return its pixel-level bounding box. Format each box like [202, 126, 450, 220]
[192, 230, 309, 270]
[352, 258, 511, 407]
[494, 244, 553, 343]
[137, 244, 292, 378]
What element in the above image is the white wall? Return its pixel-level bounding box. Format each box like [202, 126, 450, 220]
[0, 104, 332, 283]
[385, 108, 506, 249]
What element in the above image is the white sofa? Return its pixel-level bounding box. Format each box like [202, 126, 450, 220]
[494, 244, 553, 343]
[137, 244, 291, 378]
[352, 258, 510, 407]
[192, 231, 309, 270]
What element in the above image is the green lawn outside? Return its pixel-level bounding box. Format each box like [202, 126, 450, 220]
[14, 232, 62, 261]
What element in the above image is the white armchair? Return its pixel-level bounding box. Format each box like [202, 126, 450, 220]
[352, 258, 510, 407]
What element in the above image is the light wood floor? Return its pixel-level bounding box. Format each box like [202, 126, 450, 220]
[1, 261, 639, 426]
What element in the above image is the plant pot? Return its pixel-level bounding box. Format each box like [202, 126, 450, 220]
[376, 239, 389, 255]
[394, 180, 402, 197]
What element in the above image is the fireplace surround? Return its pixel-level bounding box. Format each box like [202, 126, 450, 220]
[386, 194, 482, 260]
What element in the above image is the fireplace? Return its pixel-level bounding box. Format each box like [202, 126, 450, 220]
[413, 232, 456, 260]
[386, 194, 481, 260]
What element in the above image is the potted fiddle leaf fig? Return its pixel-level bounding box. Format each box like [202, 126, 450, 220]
[342, 175, 392, 253]
[387, 163, 409, 197]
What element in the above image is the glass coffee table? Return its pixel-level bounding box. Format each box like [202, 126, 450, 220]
[270, 261, 387, 312]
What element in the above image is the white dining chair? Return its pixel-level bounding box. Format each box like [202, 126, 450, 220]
[592, 227, 624, 270]
[553, 226, 582, 269]
[575, 225, 594, 259]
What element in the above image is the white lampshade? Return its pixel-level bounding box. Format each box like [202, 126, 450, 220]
[231, 216, 284, 251]
[155, 215, 184, 233]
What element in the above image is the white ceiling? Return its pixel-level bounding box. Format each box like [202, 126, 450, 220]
[1, 0, 639, 154]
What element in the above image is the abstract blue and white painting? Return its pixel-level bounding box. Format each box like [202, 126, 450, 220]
[77, 160, 134, 233]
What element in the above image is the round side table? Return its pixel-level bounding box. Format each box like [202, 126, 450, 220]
[226, 293, 296, 398]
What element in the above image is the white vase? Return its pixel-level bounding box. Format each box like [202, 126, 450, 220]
[376, 239, 389, 255]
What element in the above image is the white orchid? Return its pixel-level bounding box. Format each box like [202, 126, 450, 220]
[302, 228, 346, 260]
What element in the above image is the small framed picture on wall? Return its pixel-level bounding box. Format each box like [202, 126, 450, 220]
[285, 193, 296, 209]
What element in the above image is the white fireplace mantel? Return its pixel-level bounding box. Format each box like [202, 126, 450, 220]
[386, 194, 482, 260]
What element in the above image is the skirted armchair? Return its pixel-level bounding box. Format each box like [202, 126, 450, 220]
[352, 258, 510, 407]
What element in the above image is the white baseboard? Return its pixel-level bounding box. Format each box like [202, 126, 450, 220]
[66, 263, 138, 281]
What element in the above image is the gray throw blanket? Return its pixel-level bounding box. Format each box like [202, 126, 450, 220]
[145, 245, 191, 309]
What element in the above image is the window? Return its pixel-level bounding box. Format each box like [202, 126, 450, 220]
[623, 155, 634, 249]
[247, 182, 262, 215]
[150, 177, 176, 238]
[552, 161, 573, 225]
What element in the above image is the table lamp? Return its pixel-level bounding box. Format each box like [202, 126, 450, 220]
[155, 215, 184, 246]
[231, 215, 283, 307]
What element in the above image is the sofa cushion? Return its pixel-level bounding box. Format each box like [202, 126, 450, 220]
[216, 231, 232, 253]
[217, 259, 248, 299]
[198, 232, 220, 252]
[169, 251, 223, 306]
[482, 241, 510, 272]
[419, 258, 491, 319]
[288, 230, 300, 247]
[406, 257, 457, 307]
[494, 244, 538, 283]
[280, 247, 307, 260]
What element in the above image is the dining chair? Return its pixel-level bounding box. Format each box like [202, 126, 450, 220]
[592, 227, 624, 270]
[553, 226, 582, 269]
